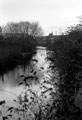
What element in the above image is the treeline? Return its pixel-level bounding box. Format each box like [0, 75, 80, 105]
[0, 21, 43, 44]
[2, 21, 43, 37]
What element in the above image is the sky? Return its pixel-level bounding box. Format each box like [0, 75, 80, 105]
[0, 0, 82, 35]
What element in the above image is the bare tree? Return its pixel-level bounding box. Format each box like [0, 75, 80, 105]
[17, 21, 30, 34]
[2, 21, 43, 37]
[29, 22, 43, 37]
[2, 22, 29, 34]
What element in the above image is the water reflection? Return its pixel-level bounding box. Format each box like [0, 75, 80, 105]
[0, 46, 53, 101]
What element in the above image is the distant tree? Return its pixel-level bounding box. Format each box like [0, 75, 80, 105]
[65, 16, 82, 43]
[0, 26, 2, 35]
[18, 21, 30, 34]
[65, 24, 82, 35]
[2, 21, 43, 37]
[65, 15, 82, 35]
[2, 22, 30, 34]
[29, 22, 44, 37]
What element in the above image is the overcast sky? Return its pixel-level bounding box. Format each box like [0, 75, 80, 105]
[0, 0, 82, 35]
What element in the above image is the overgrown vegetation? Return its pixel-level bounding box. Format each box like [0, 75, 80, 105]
[46, 16, 82, 119]
[0, 58, 59, 120]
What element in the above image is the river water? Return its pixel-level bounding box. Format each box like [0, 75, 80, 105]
[0, 46, 59, 119]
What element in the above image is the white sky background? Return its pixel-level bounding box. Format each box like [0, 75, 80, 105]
[0, 0, 82, 35]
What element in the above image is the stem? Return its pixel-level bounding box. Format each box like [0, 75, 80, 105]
[0, 89, 18, 97]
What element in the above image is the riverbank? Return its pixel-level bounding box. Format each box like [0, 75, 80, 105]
[46, 35, 82, 120]
[0, 35, 36, 74]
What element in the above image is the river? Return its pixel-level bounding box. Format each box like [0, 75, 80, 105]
[0, 46, 59, 120]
